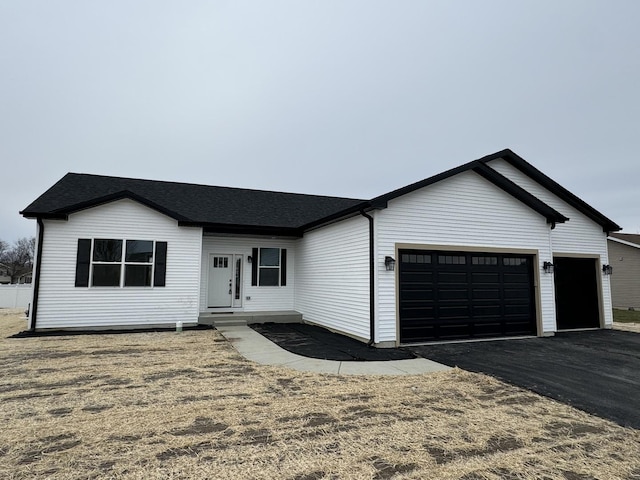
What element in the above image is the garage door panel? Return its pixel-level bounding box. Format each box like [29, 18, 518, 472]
[438, 288, 469, 301]
[437, 324, 473, 339]
[471, 288, 500, 300]
[400, 308, 434, 319]
[401, 326, 437, 342]
[401, 270, 434, 281]
[436, 272, 468, 284]
[472, 304, 501, 317]
[471, 272, 500, 284]
[401, 287, 434, 299]
[504, 303, 530, 312]
[437, 305, 470, 317]
[503, 271, 529, 282]
[504, 288, 531, 300]
[472, 323, 504, 337]
[399, 249, 537, 343]
[504, 321, 535, 335]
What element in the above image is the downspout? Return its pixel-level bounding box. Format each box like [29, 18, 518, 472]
[30, 217, 44, 332]
[360, 210, 375, 345]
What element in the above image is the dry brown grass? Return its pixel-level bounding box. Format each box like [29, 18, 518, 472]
[1, 309, 639, 480]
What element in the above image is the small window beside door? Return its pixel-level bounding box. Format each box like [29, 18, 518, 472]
[251, 247, 287, 287]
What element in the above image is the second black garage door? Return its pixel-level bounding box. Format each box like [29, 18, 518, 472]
[399, 249, 537, 343]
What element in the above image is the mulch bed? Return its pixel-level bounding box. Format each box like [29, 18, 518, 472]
[250, 322, 415, 361]
[10, 324, 213, 338]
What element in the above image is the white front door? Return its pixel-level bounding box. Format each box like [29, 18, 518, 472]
[208, 255, 232, 307]
[208, 254, 243, 308]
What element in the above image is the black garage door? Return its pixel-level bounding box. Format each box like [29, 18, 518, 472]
[399, 250, 537, 343]
[554, 257, 600, 330]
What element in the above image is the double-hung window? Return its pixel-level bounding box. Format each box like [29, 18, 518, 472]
[251, 247, 287, 287]
[92, 239, 123, 286]
[75, 238, 167, 288]
[259, 248, 280, 286]
[124, 240, 154, 286]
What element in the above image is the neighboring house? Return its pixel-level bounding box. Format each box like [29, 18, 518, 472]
[20, 149, 621, 345]
[608, 233, 640, 309]
[0, 263, 32, 284]
[16, 272, 32, 284]
[0, 263, 10, 284]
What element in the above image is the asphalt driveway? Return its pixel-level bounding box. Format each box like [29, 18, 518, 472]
[408, 330, 640, 429]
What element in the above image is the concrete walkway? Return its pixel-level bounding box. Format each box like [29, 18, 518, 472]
[217, 325, 451, 375]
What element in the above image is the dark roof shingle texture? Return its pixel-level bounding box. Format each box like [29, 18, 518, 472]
[21, 149, 621, 233]
[21, 173, 366, 229]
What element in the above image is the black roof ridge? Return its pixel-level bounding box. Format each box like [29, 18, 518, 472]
[62, 172, 366, 203]
[50, 190, 190, 222]
[20, 149, 621, 234]
[482, 149, 621, 232]
[355, 148, 618, 233]
[472, 162, 569, 225]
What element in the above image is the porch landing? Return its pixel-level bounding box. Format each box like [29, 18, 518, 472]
[198, 310, 303, 327]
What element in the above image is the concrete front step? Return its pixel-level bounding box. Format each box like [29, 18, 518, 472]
[198, 310, 302, 328]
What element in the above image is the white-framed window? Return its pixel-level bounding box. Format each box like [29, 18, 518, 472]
[91, 239, 155, 287]
[258, 247, 280, 286]
[75, 238, 167, 288]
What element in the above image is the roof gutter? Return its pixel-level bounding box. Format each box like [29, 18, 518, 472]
[360, 210, 376, 346]
[30, 217, 44, 332]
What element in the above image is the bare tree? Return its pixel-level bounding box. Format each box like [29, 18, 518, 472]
[0, 237, 35, 283]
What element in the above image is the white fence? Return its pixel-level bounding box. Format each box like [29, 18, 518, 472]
[0, 284, 32, 309]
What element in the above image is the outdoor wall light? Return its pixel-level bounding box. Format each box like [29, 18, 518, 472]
[385, 256, 396, 271]
[543, 261, 554, 274]
[602, 264, 613, 275]
[247, 256, 252, 264]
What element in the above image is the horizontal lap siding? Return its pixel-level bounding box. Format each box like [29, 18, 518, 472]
[200, 236, 296, 312]
[608, 241, 640, 309]
[295, 216, 370, 341]
[376, 171, 555, 342]
[489, 159, 613, 326]
[37, 199, 202, 329]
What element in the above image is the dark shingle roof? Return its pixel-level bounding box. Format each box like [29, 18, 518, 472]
[21, 173, 367, 235]
[21, 149, 621, 235]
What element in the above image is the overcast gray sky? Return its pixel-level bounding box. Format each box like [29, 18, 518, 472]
[1, 1, 639, 243]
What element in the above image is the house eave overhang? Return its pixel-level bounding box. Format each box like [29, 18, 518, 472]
[485, 149, 622, 232]
[192, 222, 304, 238]
[20, 211, 68, 220]
[299, 200, 387, 232]
[21, 190, 189, 223]
[366, 158, 568, 227]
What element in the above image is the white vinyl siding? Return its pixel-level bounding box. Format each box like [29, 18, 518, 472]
[375, 170, 555, 342]
[200, 236, 296, 312]
[488, 159, 613, 326]
[34, 199, 202, 329]
[295, 215, 370, 342]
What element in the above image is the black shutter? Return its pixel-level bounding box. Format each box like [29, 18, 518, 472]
[154, 242, 167, 287]
[280, 249, 287, 286]
[251, 248, 258, 286]
[75, 239, 91, 287]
